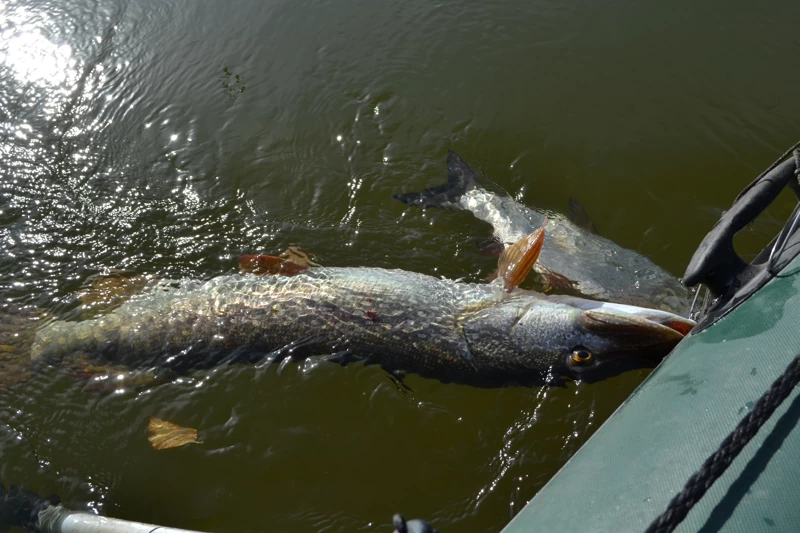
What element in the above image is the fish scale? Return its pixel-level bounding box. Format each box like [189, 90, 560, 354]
[28, 266, 693, 386]
[31, 268, 483, 378]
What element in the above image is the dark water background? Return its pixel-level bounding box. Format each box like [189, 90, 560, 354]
[2, 0, 800, 531]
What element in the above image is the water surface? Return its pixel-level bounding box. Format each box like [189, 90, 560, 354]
[2, 0, 800, 531]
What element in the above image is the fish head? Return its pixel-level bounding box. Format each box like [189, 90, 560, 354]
[510, 297, 695, 382]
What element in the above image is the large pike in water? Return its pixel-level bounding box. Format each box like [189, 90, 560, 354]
[393, 151, 692, 315]
[29, 232, 693, 388]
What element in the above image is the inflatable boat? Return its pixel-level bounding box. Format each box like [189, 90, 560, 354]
[502, 142, 800, 533]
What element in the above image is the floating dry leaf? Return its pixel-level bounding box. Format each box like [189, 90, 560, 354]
[148, 417, 202, 450]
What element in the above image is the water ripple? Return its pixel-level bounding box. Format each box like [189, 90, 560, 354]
[2, 0, 800, 532]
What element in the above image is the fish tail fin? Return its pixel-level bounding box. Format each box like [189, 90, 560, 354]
[392, 150, 479, 209]
[0, 304, 49, 388]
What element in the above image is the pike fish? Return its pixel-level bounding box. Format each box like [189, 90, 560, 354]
[29, 230, 694, 388]
[393, 151, 692, 315]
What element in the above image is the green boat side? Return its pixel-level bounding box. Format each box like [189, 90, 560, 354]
[502, 253, 800, 533]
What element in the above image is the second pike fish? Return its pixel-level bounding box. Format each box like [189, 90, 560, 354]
[393, 151, 692, 315]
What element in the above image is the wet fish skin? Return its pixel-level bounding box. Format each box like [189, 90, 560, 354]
[393, 151, 692, 315]
[30, 267, 692, 386]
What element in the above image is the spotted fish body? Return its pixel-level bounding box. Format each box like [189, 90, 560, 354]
[393, 152, 692, 315]
[30, 267, 692, 386]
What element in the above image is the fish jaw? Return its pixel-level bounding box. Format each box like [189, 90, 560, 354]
[579, 302, 696, 336]
[504, 296, 695, 382]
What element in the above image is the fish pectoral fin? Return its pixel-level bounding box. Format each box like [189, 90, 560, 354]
[450, 331, 479, 371]
[567, 197, 600, 234]
[324, 350, 361, 367]
[63, 355, 177, 395]
[385, 369, 414, 393]
[270, 335, 328, 361]
[497, 225, 546, 291]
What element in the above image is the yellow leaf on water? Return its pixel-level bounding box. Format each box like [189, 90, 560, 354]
[147, 417, 202, 450]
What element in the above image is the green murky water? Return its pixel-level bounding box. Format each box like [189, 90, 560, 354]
[1, 0, 799, 531]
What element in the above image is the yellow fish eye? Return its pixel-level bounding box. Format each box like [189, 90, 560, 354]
[571, 348, 593, 364]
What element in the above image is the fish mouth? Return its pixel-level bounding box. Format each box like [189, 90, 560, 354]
[564, 302, 696, 382]
[579, 304, 696, 344]
[545, 294, 696, 343]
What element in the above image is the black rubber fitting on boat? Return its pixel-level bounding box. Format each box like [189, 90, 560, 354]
[392, 513, 438, 533]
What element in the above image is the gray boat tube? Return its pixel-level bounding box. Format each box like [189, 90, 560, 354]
[37, 504, 206, 533]
[1, 484, 436, 533]
[34, 505, 439, 533]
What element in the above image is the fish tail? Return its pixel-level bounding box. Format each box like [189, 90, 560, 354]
[0, 304, 48, 388]
[393, 150, 479, 209]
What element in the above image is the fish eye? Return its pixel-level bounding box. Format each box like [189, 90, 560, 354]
[571, 348, 593, 364]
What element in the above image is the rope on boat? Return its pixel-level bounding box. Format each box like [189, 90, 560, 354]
[652, 144, 800, 532]
[645, 351, 800, 533]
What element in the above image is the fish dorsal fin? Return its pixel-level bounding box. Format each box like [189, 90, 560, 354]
[497, 222, 546, 291]
[567, 197, 599, 234]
